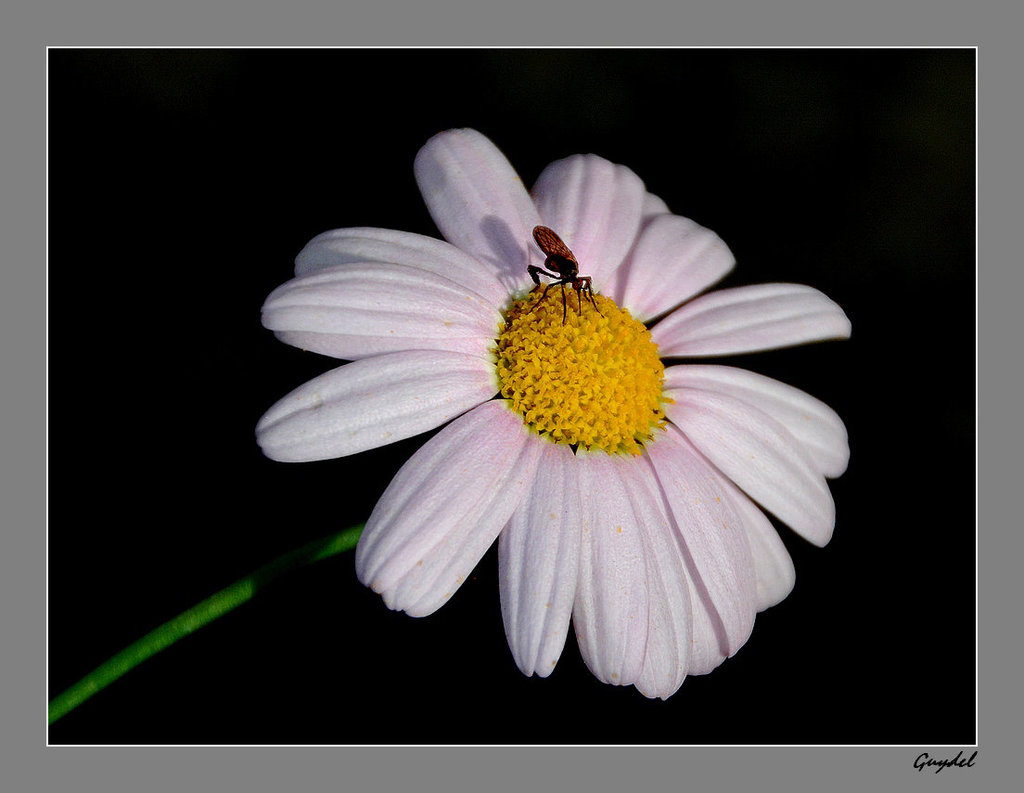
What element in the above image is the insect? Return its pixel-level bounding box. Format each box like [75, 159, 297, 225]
[528, 225, 602, 324]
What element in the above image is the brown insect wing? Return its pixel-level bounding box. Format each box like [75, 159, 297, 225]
[532, 225, 578, 264]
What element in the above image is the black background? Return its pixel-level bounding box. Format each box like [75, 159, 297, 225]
[48, 49, 975, 745]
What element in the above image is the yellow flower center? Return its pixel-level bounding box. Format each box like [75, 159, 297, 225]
[494, 290, 669, 455]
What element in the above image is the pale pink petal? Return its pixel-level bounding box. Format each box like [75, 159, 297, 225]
[602, 195, 673, 305]
[646, 426, 758, 659]
[414, 128, 540, 295]
[356, 401, 541, 617]
[612, 214, 736, 323]
[256, 351, 497, 462]
[642, 192, 671, 220]
[664, 364, 849, 478]
[683, 576, 730, 675]
[651, 283, 851, 357]
[625, 459, 692, 700]
[499, 442, 581, 678]
[261, 262, 500, 360]
[572, 453, 650, 688]
[664, 389, 835, 546]
[531, 154, 646, 292]
[715, 474, 796, 611]
[644, 463, 730, 677]
[294, 226, 509, 307]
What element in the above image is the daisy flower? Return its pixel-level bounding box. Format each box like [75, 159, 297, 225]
[256, 128, 850, 699]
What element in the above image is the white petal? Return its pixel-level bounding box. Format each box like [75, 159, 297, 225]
[646, 426, 758, 659]
[294, 226, 509, 307]
[531, 154, 646, 292]
[499, 442, 581, 678]
[613, 214, 736, 323]
[414, 128, 540, 296]
[256, 350, 497, 462]
[262, 262, 500, 360]
[664, 364, 849, 478]
[626, 459, 692, 700]
[708, 472, 796, 611]
[651, 283, 851, 357]
[355, 401, 541, 617]
[664, 388, 835, 546]
[572, 453, 650, 688]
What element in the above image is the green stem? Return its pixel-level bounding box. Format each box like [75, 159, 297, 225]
[48, 523, 365, 725]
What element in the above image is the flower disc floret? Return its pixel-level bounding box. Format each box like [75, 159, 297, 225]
[494, 292, 669, 455]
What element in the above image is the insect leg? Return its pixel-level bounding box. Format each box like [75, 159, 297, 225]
[528, 269, 561, 311]
[580, 276, 602, 317]
[527, 264, 548, 286]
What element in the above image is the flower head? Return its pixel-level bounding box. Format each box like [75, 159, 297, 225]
[257, 128, 850, 699]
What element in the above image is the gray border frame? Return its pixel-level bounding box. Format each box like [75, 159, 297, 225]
[10, 1, 1015, 790]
